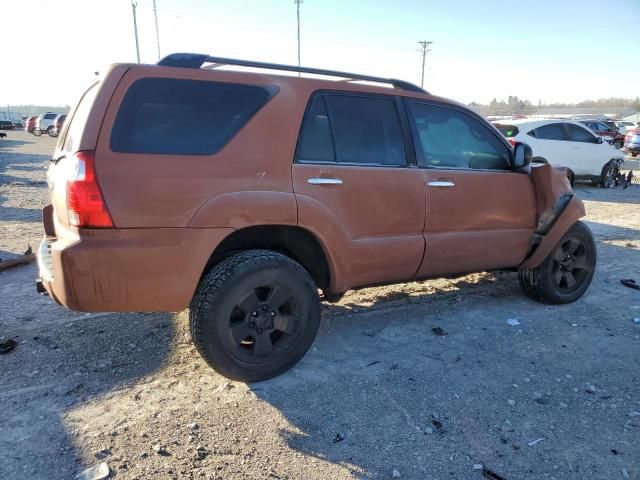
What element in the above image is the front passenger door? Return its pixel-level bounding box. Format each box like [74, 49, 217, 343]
[407, 101, 537, 278]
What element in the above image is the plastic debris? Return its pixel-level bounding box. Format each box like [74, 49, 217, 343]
[506, 319, 520, 326]
[75, 462, 109, 480]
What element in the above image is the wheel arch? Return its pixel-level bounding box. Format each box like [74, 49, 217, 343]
[203, 225, 332, 292]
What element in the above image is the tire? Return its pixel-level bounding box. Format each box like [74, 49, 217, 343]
[189, 250, 320, 382]
[632, 152, 638, 158]
[32, 128, 42, 137]
[600, 164, 617, 188]
[518, 221, 596, 304]
[47, 126, 58, 137]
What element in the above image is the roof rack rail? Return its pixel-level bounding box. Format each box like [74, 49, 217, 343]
[157, 53, 427, 94]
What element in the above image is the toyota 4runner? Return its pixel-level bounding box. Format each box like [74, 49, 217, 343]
[38, 53, 596, 381]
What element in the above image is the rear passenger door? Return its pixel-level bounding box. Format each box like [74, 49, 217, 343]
[406, 101, 536, 278]
[292, 92, 426, 291]
[528, 122, 572, 169]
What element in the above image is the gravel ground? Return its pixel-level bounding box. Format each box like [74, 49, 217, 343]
[1, 130, 640, 480]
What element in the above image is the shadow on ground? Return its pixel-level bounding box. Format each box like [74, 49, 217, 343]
[0, 136, 49, 223]
[251, 237, 640, 479]
[0, 302, 175, 479]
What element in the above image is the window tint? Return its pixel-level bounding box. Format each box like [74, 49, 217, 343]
[44, 113, 57, 119]
[534, 123, 565, 141]
[566, 124, 596, 143]
[410, 103, 510, 170]
[297, 96, 335, 162]
[325, 95, 406, 166]
[111, 78, 275, 155]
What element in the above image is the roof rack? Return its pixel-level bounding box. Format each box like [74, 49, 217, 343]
[157, 53, 427, 94]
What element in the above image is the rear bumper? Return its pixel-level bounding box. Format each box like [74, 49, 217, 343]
[38, 206, 233, 312]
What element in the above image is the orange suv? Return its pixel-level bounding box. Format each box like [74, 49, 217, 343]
[38, 53, 595, 381]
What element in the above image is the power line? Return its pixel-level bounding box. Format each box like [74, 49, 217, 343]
[418, 40, 433, 89]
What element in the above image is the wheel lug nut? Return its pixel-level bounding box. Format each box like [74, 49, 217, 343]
[252, 311, 258, 317]
[270, 311, 275, 317]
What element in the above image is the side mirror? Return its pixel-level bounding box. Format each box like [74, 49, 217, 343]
[596, 136, 603, 144]
[513, 142, 532, 170]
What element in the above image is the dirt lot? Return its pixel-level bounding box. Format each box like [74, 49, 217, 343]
[1, 131, 639, 480]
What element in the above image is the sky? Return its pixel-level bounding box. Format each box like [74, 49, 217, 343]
[2, 0, 639, 109]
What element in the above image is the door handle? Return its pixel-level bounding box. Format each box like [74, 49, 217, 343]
[428, 181, 455, 187]
[307, 177, 343, 185]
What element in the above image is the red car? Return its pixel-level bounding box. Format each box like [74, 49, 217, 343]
[580, 121, 624, 147]
[25, 116, 38, 134]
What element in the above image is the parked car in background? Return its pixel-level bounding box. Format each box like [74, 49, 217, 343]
[624, 132, 640, 157]
[37, 53, 594, 381]
[25, 116, 38, 134]
[493, 119, 624, 187]
[36, 112, 61, 136]
[48, 114, 67, 137]
[579, 120, 624, 148]
[12, 120, 24, 129]
[616, 120, 639, 134]
[0, 120, 15, 130]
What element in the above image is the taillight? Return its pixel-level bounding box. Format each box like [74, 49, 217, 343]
[507, 139, 517, 147]
[66, 150, 114, 228]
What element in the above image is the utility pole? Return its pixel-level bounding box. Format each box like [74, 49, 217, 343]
[294, 0, 303, 75]
[418, 41, 433, 89]
[153, 0, 161, 60]
[131, 1, 141, 63]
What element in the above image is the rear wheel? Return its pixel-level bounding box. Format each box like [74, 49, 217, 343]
[190, 250, 320, 382]
[518, 221, 596, 304]
[32, 128, 42, 137]
[47, 126, 57, 137]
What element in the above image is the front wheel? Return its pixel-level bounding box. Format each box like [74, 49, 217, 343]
[600, 164, 617, 188]
[519, 221, 596, 304]
[190, 250, 320, 382]
[47, 126, 58, 137]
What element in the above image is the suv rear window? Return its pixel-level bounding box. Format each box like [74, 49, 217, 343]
[110, 78, 276, 155]
[494, 124, 519, 138]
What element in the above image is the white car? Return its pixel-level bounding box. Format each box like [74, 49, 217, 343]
[36, 112, 62, 135]
[493, 119, 624, 187]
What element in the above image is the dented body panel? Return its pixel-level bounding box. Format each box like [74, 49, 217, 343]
[520, 164, 586, 269]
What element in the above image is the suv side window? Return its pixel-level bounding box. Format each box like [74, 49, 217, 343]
[533, 123, 565, 141]
[409, 102, 510, 170]
[325, 95, 406, 166]
[110, 78, 276, 155]
[297, 93, 406, 166]
[44, 113, 57, 120]
[566, 123, 597, 143]
[297, 96, 335, 162]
